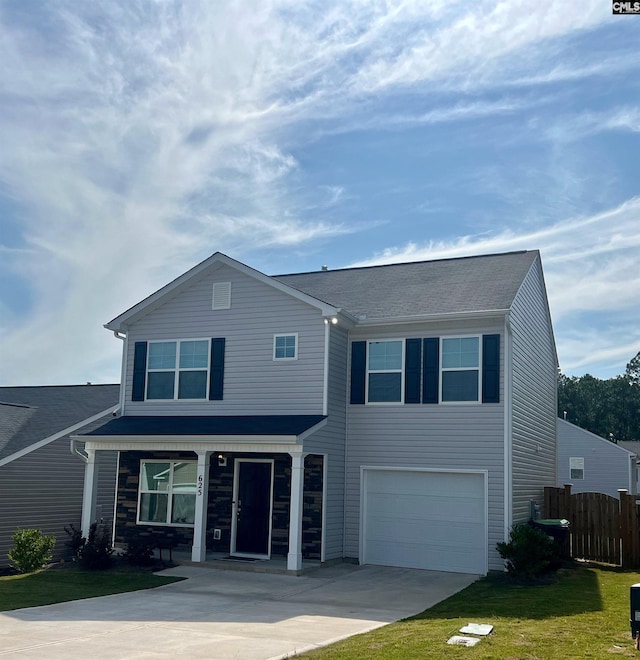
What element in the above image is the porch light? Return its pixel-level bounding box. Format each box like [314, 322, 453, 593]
[217, 454, 227, 467]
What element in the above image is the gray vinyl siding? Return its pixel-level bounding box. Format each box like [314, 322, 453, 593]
[344, 319, 506, 572]
[510, 258, 558, 524]
[303, 325, 348, 561]
[0, 438, 117, 566]
[123, 264, 325, 416]
[557, 419, 634, 498]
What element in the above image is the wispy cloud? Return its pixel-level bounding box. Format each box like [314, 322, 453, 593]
[0, 1, 631, 384]
[350, 197, 640, 376]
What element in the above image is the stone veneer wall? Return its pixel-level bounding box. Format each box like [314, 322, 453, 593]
[115, 451, 324, 559]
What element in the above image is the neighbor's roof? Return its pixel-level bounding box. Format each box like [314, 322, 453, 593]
[84, 415, 327, 438]
[0, 384, 120, 462]
[275, 250, 539, 322]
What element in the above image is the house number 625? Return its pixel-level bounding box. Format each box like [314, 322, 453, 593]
[197, 474, 204, 496]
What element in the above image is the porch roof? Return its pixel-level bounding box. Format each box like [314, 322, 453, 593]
[82, 415, 327, 438]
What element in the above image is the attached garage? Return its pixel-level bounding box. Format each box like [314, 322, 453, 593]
[361, 468, 487, 574]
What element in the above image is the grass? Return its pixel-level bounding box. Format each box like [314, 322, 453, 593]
[0, 563, 183, 611]
[300, 565, 639, 659]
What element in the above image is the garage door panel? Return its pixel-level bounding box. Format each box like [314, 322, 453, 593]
[367, 517, 485, 547]
[363, 469, 486, 574]
[366, 539, 484, 573]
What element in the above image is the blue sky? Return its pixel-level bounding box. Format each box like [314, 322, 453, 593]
[1, 1, 639, 386]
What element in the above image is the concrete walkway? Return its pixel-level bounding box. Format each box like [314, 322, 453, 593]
[0, 563, 478, 659]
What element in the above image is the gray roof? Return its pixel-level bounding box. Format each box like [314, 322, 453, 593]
[0, 385, 120, 461]
[275, 250, 539, 321]
[85, 415, 326, 437]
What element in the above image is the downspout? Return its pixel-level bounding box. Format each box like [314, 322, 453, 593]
[70, 438, 89, 463]
[113, 330, 127, 415]
[322, 320, 330, 416]
[504, 313, 513, 539]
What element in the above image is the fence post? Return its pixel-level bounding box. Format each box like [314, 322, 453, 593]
[621, 491, 640, 569]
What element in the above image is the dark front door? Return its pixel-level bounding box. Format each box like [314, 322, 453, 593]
[234, 460, 272, 556]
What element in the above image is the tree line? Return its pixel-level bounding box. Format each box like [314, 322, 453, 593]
[558, 351, 640, 443]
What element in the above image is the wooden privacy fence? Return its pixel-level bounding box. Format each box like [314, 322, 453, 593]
[544, 485, 640, 568]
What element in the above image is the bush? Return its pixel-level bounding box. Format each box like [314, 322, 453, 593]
[80, 523, 114, 569]
[64, 522, 113, 570]
[63, 523, 84, 558]
[497, 523, 557, 580]
[122, 539, 156, 566]
[8, 528, 56, 573]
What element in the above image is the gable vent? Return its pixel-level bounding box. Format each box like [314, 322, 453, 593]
[212, 281, 231, 310]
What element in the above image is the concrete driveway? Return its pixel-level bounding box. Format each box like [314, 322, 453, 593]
[0, 563, 478, 659]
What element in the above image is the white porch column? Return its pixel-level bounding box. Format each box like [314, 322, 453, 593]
[287, 452, 307, 571]
[192, 451, 212, 562]
[81, 449, 98, 537]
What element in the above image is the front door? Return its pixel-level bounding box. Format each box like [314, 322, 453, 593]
[231, 459, 273, 557]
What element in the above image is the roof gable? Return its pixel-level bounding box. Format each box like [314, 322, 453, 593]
[106, 252, 340, 332]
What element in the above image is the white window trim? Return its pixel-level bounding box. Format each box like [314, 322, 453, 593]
[146, 338, 211, 401]
[366, 338, 405, 405]
[273, 333, 298, 361]
[439, 334, 482, 404]
[570, 457, 585, 480]
[137, 460, 197, 527]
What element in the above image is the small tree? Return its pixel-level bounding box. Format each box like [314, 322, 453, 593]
[497, 524, 556, 580]
[8, 528, 56, 573]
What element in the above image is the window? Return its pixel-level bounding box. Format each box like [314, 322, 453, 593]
[367, 339, 404, 402]
[441, 336, 480, 402]
[274, 334, 297, 360]
[570, 457, 584, 480]
[138, 461, 197, 526]
[147, 339, 210, 400]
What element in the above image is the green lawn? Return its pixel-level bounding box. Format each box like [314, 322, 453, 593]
[301, 565, 639, 659]
[0, 565, 183, 611]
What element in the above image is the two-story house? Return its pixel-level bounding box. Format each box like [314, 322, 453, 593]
[77, 249, 557, 575]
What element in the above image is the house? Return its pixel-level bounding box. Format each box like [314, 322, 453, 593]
[557, 419, 638, 497]
[77, 250, 558, 575]
[0, 385, 119, 566]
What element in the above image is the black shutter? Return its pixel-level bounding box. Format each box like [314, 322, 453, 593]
[132, 341, 147, 402]
[350, 341, 366, 404]
[209, 338, 225, 400]
[482, 334, 500, 403]
[422, 338, 439, 404]
[405, 338, 422, 403]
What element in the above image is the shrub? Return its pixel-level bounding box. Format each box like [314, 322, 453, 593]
[63, 523, 84, 559]
[64, 522, 113, 570]
[8, 528, 56, 573]
[497, 523, 557, 580]
[122, 539, 156, 566]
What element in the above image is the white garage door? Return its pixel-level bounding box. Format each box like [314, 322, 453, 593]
[362, 469, 487, 574]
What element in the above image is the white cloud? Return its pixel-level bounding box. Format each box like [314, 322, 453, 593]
[349, 196, 640, 377]
[0, 1, 629, 384]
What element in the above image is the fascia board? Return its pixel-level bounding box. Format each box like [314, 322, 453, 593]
[105, 252, 339, 332]
[79, 439, 307, 454]
[0, 406, 118, 467]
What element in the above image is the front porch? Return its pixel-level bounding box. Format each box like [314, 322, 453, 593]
[164, 549, 326, 576]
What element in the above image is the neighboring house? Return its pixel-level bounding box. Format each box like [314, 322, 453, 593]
[557, 419, 637, 498]
[77, 250, 557, 575]
[0, 385, 119, 566]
